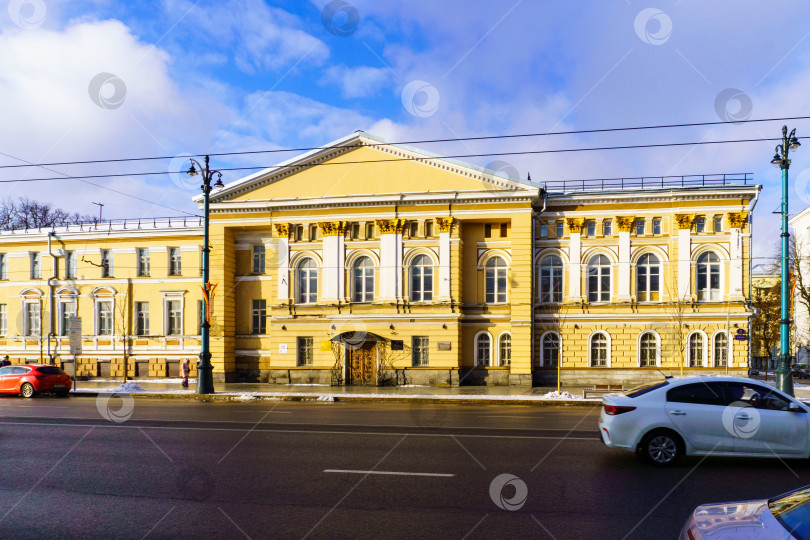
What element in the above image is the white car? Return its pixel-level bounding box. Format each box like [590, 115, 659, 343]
[599, 376, 810, 466]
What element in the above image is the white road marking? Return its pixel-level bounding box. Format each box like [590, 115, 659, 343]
[324, 469, 454, 477]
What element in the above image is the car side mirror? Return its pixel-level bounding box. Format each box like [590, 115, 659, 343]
[789, 402, 806, 413]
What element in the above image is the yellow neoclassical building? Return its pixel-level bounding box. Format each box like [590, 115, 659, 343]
[0, 132, 760, 386]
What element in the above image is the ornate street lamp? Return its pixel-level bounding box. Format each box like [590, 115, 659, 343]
[187, 155, 224, 394]
[771, 125, 801, 396]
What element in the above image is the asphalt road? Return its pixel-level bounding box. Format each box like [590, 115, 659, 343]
[0, 396, 808, 540]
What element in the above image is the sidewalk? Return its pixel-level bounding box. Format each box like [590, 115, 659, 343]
[67, 377, 810, 406]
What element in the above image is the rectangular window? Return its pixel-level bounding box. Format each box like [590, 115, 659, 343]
[713, 215, 723, 232]
[409, 221, 418, 238]
[295, 225, 304, 242]
[603, 220, 612, 236]
[251, 299, 267, 334]
[500, 223, 508, 237]
[635, 219, 645, 235]
[97, 301, 112, 335]
[412, 336, 429, 367]
[137, 248, 150, 276]
[0, 304, 6, 336]
[168, 248, 181, 276]
[695, 216, 706, 233]
[0, 253, 7, 280]
[31, 252, 41, 279]
[65, 251, 77, 279]
[135, 302, 149, 336]
[297, 336, 313, 366]
[424, 221, 433, 237]
[59, 300, 77, 335]
[484, 223, 492, 238]
[252, 245, 265, 274]
[365, 223, 374, 239]
[586, 220, 596, 236]
[556, 221, 564, 238]
[350, 223, 360, 239]
[167, 300, 182, 335]
[25, 302, 40, 336]
[539, 222, 548, 237]
[309, 224, 318, 241]
[653, 218, 662, 235]
[101, 249, 112, 278]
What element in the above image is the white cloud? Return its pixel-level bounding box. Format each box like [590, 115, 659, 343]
[321, 65, 390, 98]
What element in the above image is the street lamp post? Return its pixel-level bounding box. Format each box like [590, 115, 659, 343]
[771, 125, 801, 396]
[187, 155, 223, 395]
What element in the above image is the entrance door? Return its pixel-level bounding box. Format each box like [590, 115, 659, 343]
[347, 341, 377, 385]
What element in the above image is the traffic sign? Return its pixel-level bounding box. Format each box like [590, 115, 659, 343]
[68, 316, 82, 355]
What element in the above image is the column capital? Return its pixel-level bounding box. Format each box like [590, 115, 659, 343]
[376, 218, 406, 234]
[616, 216, 635, 232]
[727, 212, 748, 229]
[674, 214, 696, 229]
[274, 223, 290, 237]
[319, 221, 348, 237]
[566, 218, 584, 234]
[435, 216, 454, 233]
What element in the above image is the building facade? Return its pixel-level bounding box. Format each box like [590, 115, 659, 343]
[0, 132, 760, 386]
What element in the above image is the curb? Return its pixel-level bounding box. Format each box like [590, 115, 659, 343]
[70, 391, 602, 407]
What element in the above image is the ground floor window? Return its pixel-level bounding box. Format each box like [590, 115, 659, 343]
[476, 333, 491, 366]
[542, 333, 560, 367]
[412, 336, 429, 367]
[499, 334, 511, 366]
[590, 332, 608, 367]
[297, 336, 313, 366]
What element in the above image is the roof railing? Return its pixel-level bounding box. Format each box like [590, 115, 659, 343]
[539, 173, 754, 193]
[0, 216, 203, 236]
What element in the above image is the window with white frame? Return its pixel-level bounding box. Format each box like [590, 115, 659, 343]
[639, 332, 657, 367]
[0, 304, 6, 335]
[58, 299, 77, 336]
[97, 301, 112, 336]
[365, 222, 374, 239]
[689, 333, 704, 367]
[539, 222, 548, 237]
[0, 253, 6, 280]
[424, 220, 433, 237]
[485, 256, 507, 303]
[297, 336, 313, 366]
[24, 301, 40, 336]
[137, 248, 150, 276]
[590, 332, 608, 367]
[696, 252, 721, 301]
[352, 256, 374, 302]
[350, 223, 360, 239]
[135, 302, 149, 336]
[252, 245, 265, 274]
[713, 215, 723, 232]
[409, 255, 433, 302]
[296, 258, 318, 304]
[653, 218, 662, 235]
[499, 334, 511, 366]
[539, 256, 563, 303]
[635, 218, 645, 235]
[166, 299, 182, 335]
[714, 333, 728, 367]
[65, 251, 77, 279]
[555, 221, 564, 238]
[587, 255, 611, 302]
[101, 249, 112, 278]
[412, 336, 429, 367]
[30, 252, 41, 279]
[476, 333, 491, 366]
[636, 253, 660, 302]
[586, 220, 596, 236]
[695, 216, 706, 233]
[251, 299, 266, 334]
[168, 248, 181, 276]
[542, 332, 560, 367]
[603, 219, 612, 236]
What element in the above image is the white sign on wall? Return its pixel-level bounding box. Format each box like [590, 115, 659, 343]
[279, 343, 288, 354]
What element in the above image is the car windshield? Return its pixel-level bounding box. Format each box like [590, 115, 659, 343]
[769, 485, 810, 540]
[624, 380, 669, 398]
[36, 366, 64, 375]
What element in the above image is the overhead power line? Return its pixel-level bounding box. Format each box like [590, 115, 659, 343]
[0, 115, 808, 170]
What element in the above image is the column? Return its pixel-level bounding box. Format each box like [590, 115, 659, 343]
[727, 212, 747, 300]
[436, 217, 453, 301]
[616, 216, 634, 302]
[378, 219, 405, 301]
[675, 214, 695, 300]
[566, 218, 583, 302]
[274, 224, 290, 301]
[319, 221, 347, 302]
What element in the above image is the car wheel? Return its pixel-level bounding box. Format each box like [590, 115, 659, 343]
[640, 430, 682, 467]
[20, 383, 36, 398]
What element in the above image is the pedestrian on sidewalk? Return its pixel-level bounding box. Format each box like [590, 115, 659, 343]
[181, 358, 190, 388]
[0, 355, 9, 367]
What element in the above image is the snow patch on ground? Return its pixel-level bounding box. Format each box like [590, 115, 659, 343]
[233, 394, 259, 401]
[539, 391, 583, 400]
[111, 382, 145, 393]
[317, 395, 336, 402]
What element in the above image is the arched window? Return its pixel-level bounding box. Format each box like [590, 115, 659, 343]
[485, 257, 507, 303]
[639, 332, 658, 367]
[352, 256, 374, 302]
[539, 256, 563, 303]
[499, 334, 511, 366]
[476, 333, 491, 366]
[587, 255, 611, 302]
[636, 254, 660, 302]
[696, 252, 721, 301]
[714, 333, 728, 367]
[296, 258, 318, 304]
[689, 333, 704, 367]
[409, 255, 433, 302]
[590, 332, 609, 367]
[542, 332, 560, 367]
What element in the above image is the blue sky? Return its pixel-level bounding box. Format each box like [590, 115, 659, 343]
[1, 1, 810, 260]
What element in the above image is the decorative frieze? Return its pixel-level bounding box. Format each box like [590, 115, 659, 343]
[616, 216, 635, 232]
[727, 212, 748, 229]
[319, 221, 348, 237]
[436, 216, 454, 233]
[674, 214, 696, 229]
[566, 218, 584, 234]
[376, 219, 406, 234]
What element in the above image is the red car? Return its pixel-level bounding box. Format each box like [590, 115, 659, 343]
[0, 364, 72, 397]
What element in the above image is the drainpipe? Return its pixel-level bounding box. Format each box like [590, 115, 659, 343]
[747, 187, 760, 373]
[531, 188, 546, 387]
[47, 232, 57, 365]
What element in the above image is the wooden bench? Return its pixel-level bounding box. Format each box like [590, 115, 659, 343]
[583, 384, 626, 398]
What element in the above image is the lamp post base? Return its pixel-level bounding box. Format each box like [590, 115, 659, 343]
[197, 351, 215, 394]
[775, 353, 794, 397]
